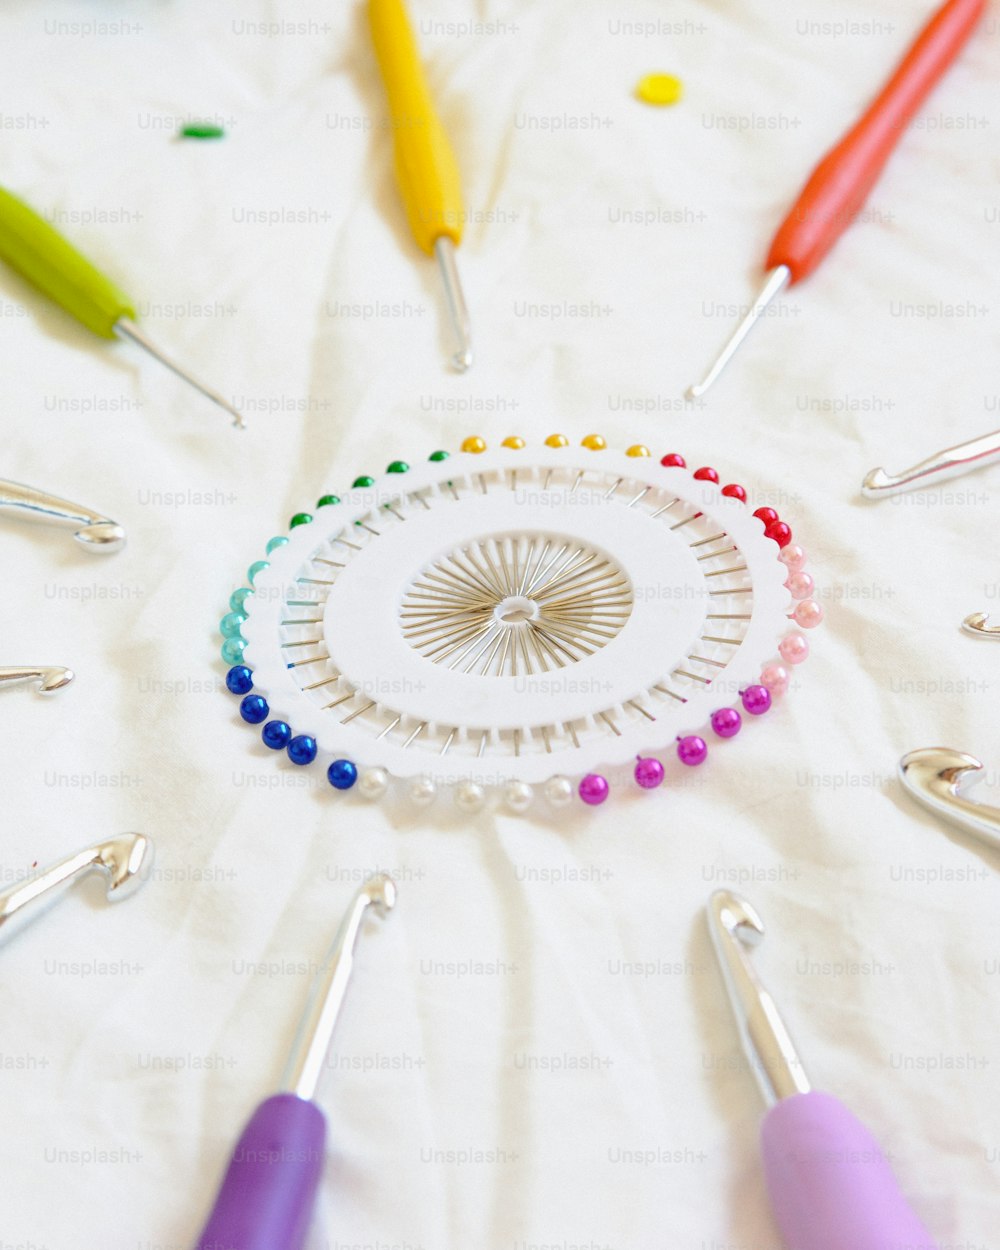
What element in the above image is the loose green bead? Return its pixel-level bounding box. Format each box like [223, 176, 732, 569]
[221, 636, 247, 663]
[247, 560, 269, 585]
[266, 536, 289, 555]
[230, 587, 253, 612]
[429, 450, 449, 462]
[316, 494, 340, 508]
[220, 611, 247, 638]
[289, 512, 312, 529]
[386, 460, 409, 474]
[352, 475, 375, 488]
[180, 123, 225, 139]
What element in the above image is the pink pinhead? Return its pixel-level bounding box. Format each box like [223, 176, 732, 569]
[677, 735, 707, 766]
[579, 773, 609, 805]
[634, 757, 664, 789]
[779, 632, 809, 665]
[793, 599, 823, 629]
[760, 662, 790, 695]
[778, 543, 806, 571]
[710, 707, 742, 739]
[785, 571, 814, 600]
[741, 684, 772, 715]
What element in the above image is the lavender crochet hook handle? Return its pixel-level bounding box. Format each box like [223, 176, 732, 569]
[191, 878, 395, 1250]
[193, 1094, 326, 1250]
[761, 1091, 939, 1250]
[707, 893, 940, 1250]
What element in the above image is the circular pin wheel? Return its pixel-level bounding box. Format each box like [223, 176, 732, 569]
[219, 436, 822, 814]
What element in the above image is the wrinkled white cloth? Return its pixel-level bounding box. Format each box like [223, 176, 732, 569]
[1, 1, 998, 1246]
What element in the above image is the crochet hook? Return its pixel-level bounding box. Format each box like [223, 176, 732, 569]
[687, 0, 985, 399]
[862, 425, 1000, 497]
[0, 833, 153, 946]
[0, 477, 125, 553]
[192, 875, 396, 1250]
[707, 890, 939, 1250]
[0, 187, 244, 428]
[368, 0, 472, 371]
[900, 747, 1000, 851]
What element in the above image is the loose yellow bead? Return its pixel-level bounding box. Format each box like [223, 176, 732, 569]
[581, 434, 606, 451]
[626, 444, 651, 458]
[635, 73, 683, 108]
[544, 433, 569, 448]
[501, 436, 525, 449]
[460, 436, 487, 454]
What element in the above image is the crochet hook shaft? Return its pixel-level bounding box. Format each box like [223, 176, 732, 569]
[687, 0, 985, 399]
[707, 890, 940, 1250]
[0, 187, 244, 428]
[192, 876, 396, 1250]
[369, 0, 472, 371]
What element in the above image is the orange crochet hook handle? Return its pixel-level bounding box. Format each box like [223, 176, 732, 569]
[767, 0, 985, 283]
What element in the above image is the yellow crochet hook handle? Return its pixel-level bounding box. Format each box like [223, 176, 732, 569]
[0, 185, 134, 337]
[368, 0, 463, 254]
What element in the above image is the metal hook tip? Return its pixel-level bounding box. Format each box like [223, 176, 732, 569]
[35, 667, 75, 694]
[860, 467, 894, 497]
[363, 873, 397, 915]
[962, 611, 1000, 638]
[74, 521, 127, 553]
[709, 888, 765, 946]
[899, 746, 984, 785]
[101, 833, 156, 900]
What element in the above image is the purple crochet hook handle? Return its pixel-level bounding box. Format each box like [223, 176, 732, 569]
[761, 1091, 939, 1250]
[192, 1093, 327, 1250]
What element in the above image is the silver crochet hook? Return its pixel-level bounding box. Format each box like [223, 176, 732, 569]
[0, 478, 125, 553]
[962, 611, 1000, 639]
[900, 748, 1000, 853]
[0, 666, 74, 694]
[280, 873, 397, 1101]
[862, 427, 1000, 498]
[434, 237, 473, 373]
[706, 889, 810, 1107]
[0, 832, 154, 946]
[686, 266, 790, 401]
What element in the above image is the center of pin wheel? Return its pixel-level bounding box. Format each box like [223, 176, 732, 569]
[494, 595, 538, 625]
[398, 533, 633, 677]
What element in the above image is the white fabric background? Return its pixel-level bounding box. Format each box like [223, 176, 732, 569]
[1, 1, 998, 1246]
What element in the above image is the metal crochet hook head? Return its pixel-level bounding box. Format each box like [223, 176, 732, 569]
[962, 611, 1000, 639]
[0, 832, 154, 947]
[706, 890, 811, 1108]
[0, 478, 125, 553]
[434, 237, 472, 372]
[862, 426, 1000, 499]
[0, 666, 74, 694]
[280, 875, 396, 1102]
[899, 747, 1000, 853]
[686, 266, 790, 400]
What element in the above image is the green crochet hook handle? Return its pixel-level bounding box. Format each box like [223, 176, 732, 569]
[0, 186, 135, 337]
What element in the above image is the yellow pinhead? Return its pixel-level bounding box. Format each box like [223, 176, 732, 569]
[635, 73, 683, 107]
[501, 436, 525, 449]
[460, 436, 487, 454]
[626, 444, 651, 458]
[581, 434, 606, 451]
[544, 433, 569, 448]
